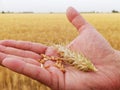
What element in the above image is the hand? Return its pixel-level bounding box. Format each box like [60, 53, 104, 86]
[1, 7, 120, 90]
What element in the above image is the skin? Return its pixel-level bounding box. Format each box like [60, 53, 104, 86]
[0, 7, 120, 90]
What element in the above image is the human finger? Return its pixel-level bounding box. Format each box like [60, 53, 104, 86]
[0, 40, 48, 54]
[7, 55, 41, 66]
[66, 7, 92, 32]
[0, 45, 41, 60]
[0, 51, 40, 66]
[2, 58, 52, 87]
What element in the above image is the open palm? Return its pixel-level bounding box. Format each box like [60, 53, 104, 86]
[1, 7, 120, 90]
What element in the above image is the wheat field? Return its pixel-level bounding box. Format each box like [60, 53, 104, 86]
[0, 13, 120, 90]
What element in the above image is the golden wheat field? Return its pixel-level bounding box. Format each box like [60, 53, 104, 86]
[0, 13, 120, 90]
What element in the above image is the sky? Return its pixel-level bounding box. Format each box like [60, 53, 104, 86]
[0, 0, 120, 12]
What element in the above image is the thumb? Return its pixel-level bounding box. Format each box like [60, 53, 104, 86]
[66, 7, 89, 32]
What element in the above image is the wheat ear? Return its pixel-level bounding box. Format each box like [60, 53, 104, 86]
[53, 45, 97, 72]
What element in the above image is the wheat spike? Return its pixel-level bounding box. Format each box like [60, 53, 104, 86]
[53, 45, 97, 72]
